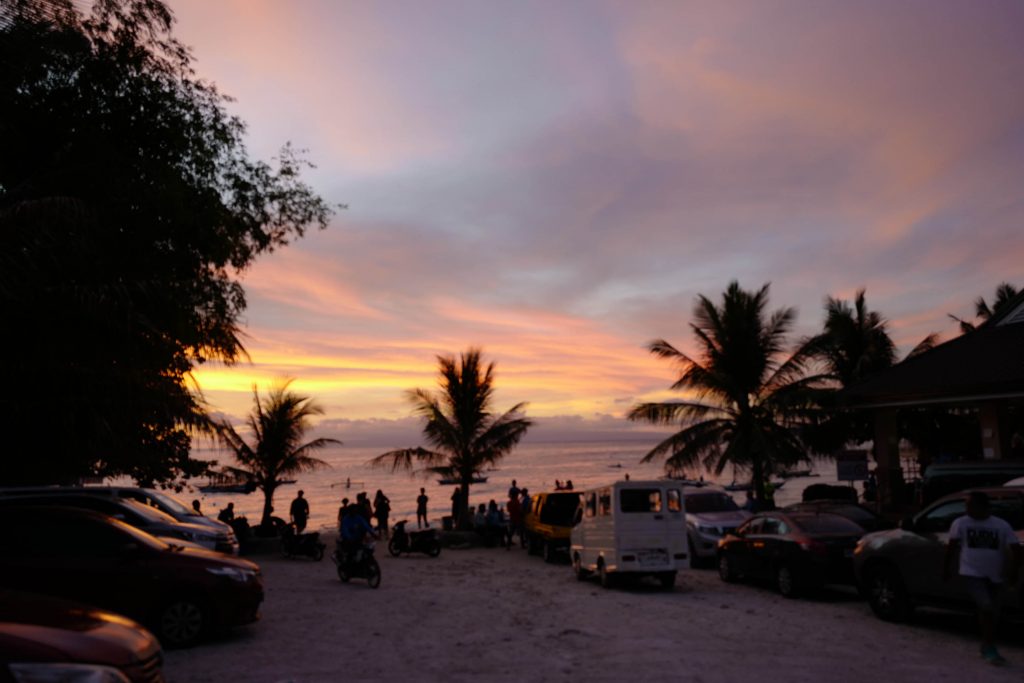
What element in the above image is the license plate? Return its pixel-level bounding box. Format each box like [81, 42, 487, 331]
[638, 550, 668, 566]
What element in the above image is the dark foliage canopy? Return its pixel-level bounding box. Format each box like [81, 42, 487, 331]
[0, 0, 333, 484]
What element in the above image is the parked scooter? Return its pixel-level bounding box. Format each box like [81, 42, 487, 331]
[280, 523, 326, 561]
[332, 539, 381, 588]
[388, 520, 442, 557]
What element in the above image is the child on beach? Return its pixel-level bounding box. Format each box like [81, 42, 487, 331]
[944, 491, 1020, 665]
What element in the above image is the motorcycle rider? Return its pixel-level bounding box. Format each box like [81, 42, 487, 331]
[340, 503, 377, 565]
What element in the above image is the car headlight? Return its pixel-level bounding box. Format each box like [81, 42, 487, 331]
[9, 663, 131, 683]
[697, 525, 721, 536]
[206, 566, 255, 582]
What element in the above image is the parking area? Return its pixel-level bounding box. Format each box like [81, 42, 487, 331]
[164, 542, 1024, 682]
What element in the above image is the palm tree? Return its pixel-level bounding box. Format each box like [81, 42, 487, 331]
[370, 348, 532, 529]
[216, 380, 338, 527]
[803, 289, 936, 449]
[949, 282, 1020, 333]
[628, 282, 825, 503]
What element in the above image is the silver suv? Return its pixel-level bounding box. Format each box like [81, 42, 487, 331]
[853, 486, 1024, 622]
[683, 486, 750, 566]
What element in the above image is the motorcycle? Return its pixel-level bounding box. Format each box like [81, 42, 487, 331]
[279, 523, 326, 561]
[332, 539, 381, 588]
[388, 520, 442, 557]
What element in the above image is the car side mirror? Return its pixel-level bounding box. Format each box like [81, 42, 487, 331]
[900, 516, 915, 532]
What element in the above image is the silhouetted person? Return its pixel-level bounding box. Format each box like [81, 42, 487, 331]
[337, 497, 350, 530]
[218, 502, 234, 523]
[357, 491, 373, 521]
[508, 479, 520, 500]
[565, 480, 573, 491]
[373, 489, 391, 537]
[416, 488, 429, 528]
[507, 488, 523, 548]
[290, 490, 309, 532]
[450, 487, 462, 527]
[192, 499, 202, 515]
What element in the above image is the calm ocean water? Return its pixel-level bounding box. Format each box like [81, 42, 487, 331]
[185, 442, 850, 531]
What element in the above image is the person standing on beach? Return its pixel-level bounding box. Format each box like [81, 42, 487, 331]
[373, 489, 391, 538]
[192, 499, 202, 515]
[450, 487, 462, 526]
[337, 498, 349, 531]
[944, 491, 1020, 665]
[416, 488, 429, 528]
[506, 490, 522, 549]
[217, 502, 235, 524]
[290, 490, 310, 533]
[509, 479, 520, 500]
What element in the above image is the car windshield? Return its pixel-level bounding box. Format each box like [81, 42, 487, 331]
[685, 493, 739, 513]
[791, 514, 864, 534]
[118, 498, 179, 524]
[145, 489, 197, 516]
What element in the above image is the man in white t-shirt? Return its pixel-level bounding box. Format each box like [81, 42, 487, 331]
[944, 491, 1021, 666]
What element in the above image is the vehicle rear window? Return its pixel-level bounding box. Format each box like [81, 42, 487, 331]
[685, 493, 739, 513]
[539, 493, 581, 525]
[620, 489, 662, 513]
[791, 514, 864, 534]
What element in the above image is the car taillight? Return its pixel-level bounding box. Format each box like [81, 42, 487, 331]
[797, 537, 828, 557]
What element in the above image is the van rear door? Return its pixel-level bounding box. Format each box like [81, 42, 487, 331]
[616, 486, 677, 570]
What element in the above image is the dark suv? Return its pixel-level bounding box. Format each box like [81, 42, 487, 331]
[853, 486, 1024, 622]
[0, 506, 263, 647]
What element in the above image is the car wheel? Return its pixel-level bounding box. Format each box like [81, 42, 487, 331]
[158, 597, 207, 648]
[659, 571, 677, 591]
[542, 541, 555, 564]
[366, 560, 382, 589]
[573, 553, 589, 581]
[718, 553, 739, 583]
[598, 560, 614, 589]
[688, 538, 704, 569]
[867, 564, 912, 622]
[776, 564, 801, 598]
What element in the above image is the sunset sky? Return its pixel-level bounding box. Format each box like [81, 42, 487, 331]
[169, 0, 1024, 443]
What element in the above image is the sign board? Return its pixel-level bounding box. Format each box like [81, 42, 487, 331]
[836, 450, 869, 482]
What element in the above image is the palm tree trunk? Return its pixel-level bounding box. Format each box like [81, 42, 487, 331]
[457, 479, 471, 530]
[261, 482, 277, 528]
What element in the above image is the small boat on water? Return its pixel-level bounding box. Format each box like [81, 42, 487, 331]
[198, 470, 257, 494]
[437, 476, 488, 485]
[778, 469, 819, 479]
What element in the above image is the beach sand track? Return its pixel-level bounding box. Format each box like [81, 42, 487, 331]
[165, 535, 1024, 682]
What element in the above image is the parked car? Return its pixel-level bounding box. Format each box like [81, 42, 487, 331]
[683, 486, 750, 567]
[853, 486, 1024, 622]
[783, 500, 891, 532]
[0, 492, 237, 554]
[523, 491, 582, 562]
[0, 589, 164, 682]
[0, 485, 231, 538]
[717, 511, 865, 597]
[919, 461, 1024, 505]
[571, 480, 689, 590]
[0, 506, 263, 647]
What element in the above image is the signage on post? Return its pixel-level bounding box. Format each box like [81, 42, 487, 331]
[836, 449, 869, 482]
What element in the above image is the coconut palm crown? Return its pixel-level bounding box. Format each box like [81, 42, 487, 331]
[629, 282, 826, 501]
[371, 348, 532, 527]
[217, 380, 338, 527]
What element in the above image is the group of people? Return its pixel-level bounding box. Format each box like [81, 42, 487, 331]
[337, 489, 392, 537]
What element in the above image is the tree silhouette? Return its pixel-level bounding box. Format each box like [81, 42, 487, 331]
[629, 282, 825, 501]
[0, 0, 333, 484]
[371, 349, 532, 528]
[216, 380, 337, 528]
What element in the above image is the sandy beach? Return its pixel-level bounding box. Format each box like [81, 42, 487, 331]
[164, 533, 1023, 683]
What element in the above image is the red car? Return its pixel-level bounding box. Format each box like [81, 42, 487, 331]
[0, 590, 164, 682]
[0, 506, 263, 647]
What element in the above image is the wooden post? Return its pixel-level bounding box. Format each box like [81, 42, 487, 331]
[979, 402, 1003, 460]
[872, 408, 903, 511]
